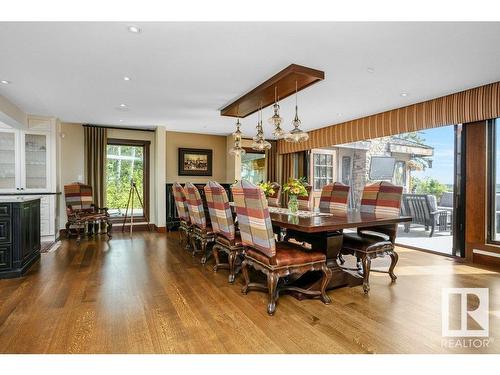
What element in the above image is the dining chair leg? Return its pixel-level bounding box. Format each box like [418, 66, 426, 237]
[388, 250, 399, 281]
[241, 260, 250, 294]
[190, 236, 198, 256]
[228, 251, 237, 283]
[319, 264, 332, 304]
[200, 240, 208, 264]
[178, 229, 183, 245]
[361, 255, 371, 294]
[212, 245, 221, 272]
[267, 272, 279, 316]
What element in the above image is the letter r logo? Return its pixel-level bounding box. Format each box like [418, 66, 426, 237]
[442, 288, 489, 337]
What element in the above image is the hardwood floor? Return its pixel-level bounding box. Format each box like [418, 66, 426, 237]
[0, 231, 499, 354]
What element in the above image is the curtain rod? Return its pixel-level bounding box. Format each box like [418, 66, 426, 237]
[82, 124, 156, 132]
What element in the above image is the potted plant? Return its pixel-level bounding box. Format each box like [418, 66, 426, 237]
[258, 181, 276, 198]
[283, 177, 308, 214]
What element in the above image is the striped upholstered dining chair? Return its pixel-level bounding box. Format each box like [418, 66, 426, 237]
[232, 180, 332, 315]
[204, 181, 244, 283]
[184, 182, 215, 264]
[266, 182, 281, 207]
[172, 182, 192, 250]
[297, 182, 313, 211]
[318, 182, 351, 212]
[341, 181, 403, 294]
[286, 182, 350, 245]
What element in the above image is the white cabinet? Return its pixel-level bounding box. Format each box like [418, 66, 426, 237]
[0, 116, 58, 240]
[0, 128, 52, 193]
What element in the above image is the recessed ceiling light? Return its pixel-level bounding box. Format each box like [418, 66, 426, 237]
[400, 92, 409, 97]
[123, 76, 131, 81]
[127, 26, 141, 34]
[367, 67, 375, 73]
[119, 120, 123, 122]
[0, 80, 11, 85]
[119, 103, 127, 108]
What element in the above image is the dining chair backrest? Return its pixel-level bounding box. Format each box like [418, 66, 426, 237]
[204, 181, 235, 240]
[297, 183, 313, 211]
[267, 182, 281, 207]
[232, 180, 276, 257]
[185, 182, 207, 229]
[319, 182, 350, 212]
[360, 181, 403, 215]
[172, 182, 191, 223]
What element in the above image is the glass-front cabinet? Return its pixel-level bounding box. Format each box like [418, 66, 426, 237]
[0, 128, 51, 193]
[0, 129, 20, 191]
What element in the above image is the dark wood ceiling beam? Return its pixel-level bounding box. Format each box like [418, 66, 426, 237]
[220, 64, 324, 118]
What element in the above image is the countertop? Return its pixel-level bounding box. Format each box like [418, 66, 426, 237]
[0, 196, 42, 203]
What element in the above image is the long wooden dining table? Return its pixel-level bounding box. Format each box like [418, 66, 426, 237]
[266, 207, 412, 298]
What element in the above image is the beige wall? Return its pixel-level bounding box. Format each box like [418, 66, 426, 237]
[57, 123, 166, 229]
[166, 131, 229, 183]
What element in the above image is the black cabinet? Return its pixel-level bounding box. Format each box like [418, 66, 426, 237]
[166, 183, 233, 230]
[0, 198, 41, 278]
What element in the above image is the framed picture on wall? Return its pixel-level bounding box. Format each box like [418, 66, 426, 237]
[178, 148, 213, 176]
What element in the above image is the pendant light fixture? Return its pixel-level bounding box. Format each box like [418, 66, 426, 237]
[268, 86, 285, 139]
[228, 116, 246, 157]
[252, 106, 271, 151]
[285, 81, 309, 143]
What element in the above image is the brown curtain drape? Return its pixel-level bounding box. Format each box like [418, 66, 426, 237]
[296, 151, 308, 180]
[278, 81, 500, 154]
[265, 140, 278, 183]
[84, 126, 107, 208]
[280, 152, 296, 206]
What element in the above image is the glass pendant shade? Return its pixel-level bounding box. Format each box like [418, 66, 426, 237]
[229, 119, 246, 156]
[229, 142, 245, 156]
[284, 82, 309, 143]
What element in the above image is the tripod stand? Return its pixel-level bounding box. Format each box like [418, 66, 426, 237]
[121, 179, 151, 235]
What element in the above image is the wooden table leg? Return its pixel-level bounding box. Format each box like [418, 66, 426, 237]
[285, 230, 363, 300]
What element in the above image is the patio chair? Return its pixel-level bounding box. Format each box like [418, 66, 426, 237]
[401, 194, 448, 237]
[64, 182, 112, 243]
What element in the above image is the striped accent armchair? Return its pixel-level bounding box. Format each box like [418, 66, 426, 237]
[232, 180, 332, 315]
[172, 182, 192, 249]
[319, 182, 350, 212]
[63, 182, 112, 243]
[341, 181, 403, 294]
[185, 182, 215, 263]
[204, 181, 244, 283]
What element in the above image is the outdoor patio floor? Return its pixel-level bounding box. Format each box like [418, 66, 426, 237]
[396, 224, 453, 255]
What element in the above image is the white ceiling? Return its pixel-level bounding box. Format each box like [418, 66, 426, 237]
[1, 22, 500, 137]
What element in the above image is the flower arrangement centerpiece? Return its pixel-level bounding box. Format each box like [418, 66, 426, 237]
[283, 177, 308, 214]
[258, 181, 276, 198]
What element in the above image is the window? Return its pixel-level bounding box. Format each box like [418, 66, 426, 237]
[369, 156, 396, 180]
[312, 152, 333, 190]
[241, 151, 266, 184]
[489, 118, 500, 242]
[106, 139, 150, 221]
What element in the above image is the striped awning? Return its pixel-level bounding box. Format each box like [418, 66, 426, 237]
[277, 81, 500, 154]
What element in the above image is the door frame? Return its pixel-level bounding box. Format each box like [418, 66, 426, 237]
[106, 138, 150, 223]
